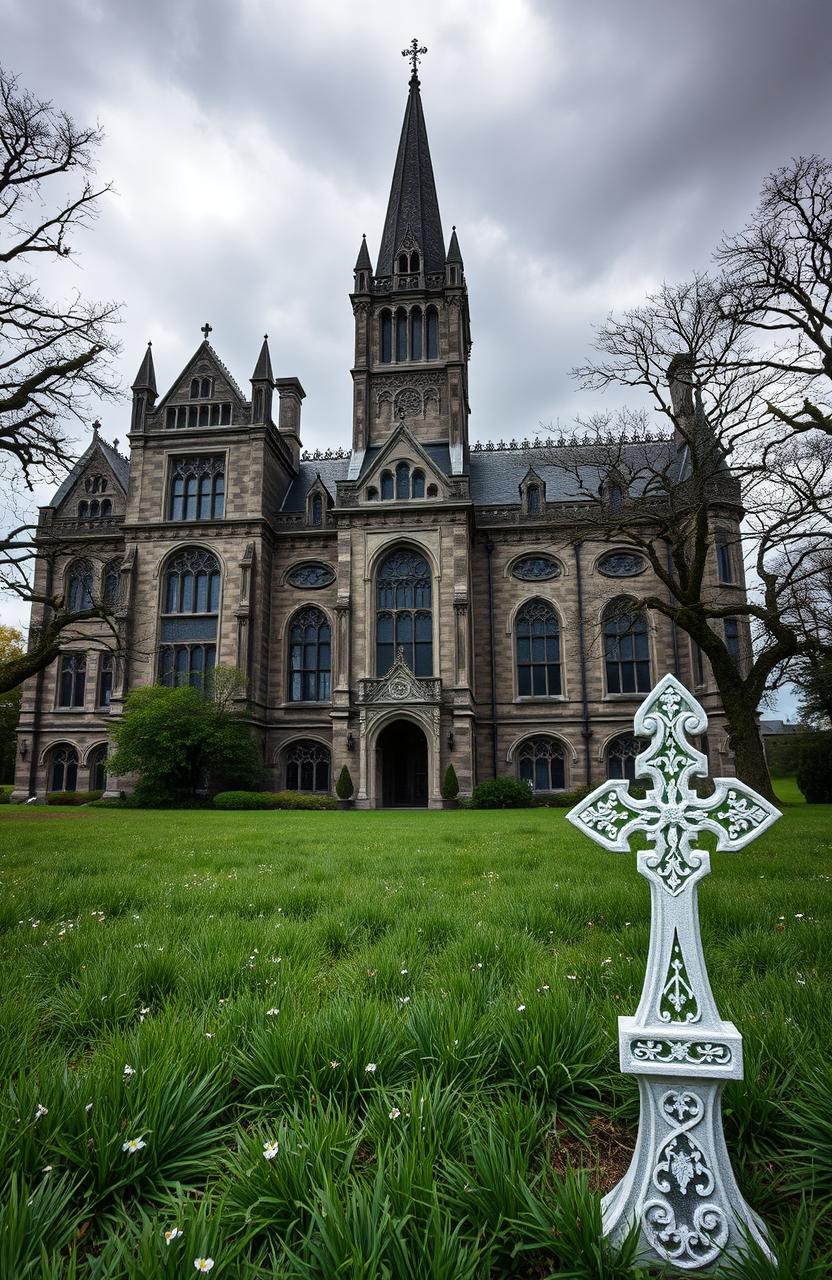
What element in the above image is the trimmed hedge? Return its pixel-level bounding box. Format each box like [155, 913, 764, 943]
[471, 777, 534, 809]
[441, 764, 460, 800]
[46, 790, 103, 807]
[796, 739, 832, 803]
[213, 790, 336, 811]
[335, 766, 354, 800]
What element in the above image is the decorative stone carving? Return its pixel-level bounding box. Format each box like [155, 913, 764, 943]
[511, 555, 561, 581]
[598, 551, 646, 577]
[356, 648, 441, 706]
[566, 674, 780, 1271]
[287, 562, 335, 589]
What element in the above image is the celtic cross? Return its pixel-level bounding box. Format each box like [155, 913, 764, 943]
[567, 674, 780, 1271]
[402, 38, 427, 78]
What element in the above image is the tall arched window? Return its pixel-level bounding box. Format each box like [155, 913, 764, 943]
[380, 311, 392, 363]
[49, 745, 78, 793]
[159, 548, 220, 687]
[426, 307, 439, 360]
[410, 307, 423, 360]
[67, 560, 94, 612]
[526, 484, 540, 515]
[310, 493, 323, 527]
[103, 562, 121, 604]
[78, 500, 89, 519]
[516, 600, 561, 696]
[90, 744, 108, 791]
[288, 607, 331, 702]
[380, 471, 394, 500]
[395, 461, 410, 499]
[285, 740, 331, 793]
[603, 599, 651, 693]
[97, 653, 114, 707]
[58, 654, 86, 707]
[410, 251, 420, 272]
[376, 548, 432, 676]
[607, 733, 641, 780]
[398, 252, 409, 273]
[518, 736, 566, 792]
[411, 470, 425, 498]
[395, 308, 408, 361]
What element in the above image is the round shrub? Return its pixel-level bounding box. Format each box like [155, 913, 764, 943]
[796, 739, 832, 803]
[471, 777, 534, 809]
[46, 790, 103, 807]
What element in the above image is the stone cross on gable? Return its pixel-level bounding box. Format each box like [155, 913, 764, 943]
[567, 674, 780, 1271]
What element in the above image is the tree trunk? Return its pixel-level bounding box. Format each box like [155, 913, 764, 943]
[724, 708, 776, 803]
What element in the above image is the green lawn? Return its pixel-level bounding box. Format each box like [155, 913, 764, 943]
[0, 804, 830, 1278]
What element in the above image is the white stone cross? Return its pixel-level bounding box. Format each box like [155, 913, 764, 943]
[567, 673, 780, 1272]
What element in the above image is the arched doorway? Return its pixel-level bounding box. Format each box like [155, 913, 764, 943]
[377, 719, 428, 808]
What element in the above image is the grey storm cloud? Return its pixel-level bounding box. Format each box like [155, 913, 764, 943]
[2, 0, 832, 578]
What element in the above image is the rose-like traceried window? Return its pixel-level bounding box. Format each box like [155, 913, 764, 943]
[287, 563, 335, 589]
[511, 556, 561, 582]
[598, 552, 646, 577]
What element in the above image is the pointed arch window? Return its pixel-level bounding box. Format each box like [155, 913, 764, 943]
[67, 560, 94, 612]
[49, 745, 78, 793]
[288, 606, 331, 702]
[603, 599, 650, 694]
[395, 308, 408, 361]
[97, 653, 114, 707]
[159, 548, 220, 688]
[410, 307, 423, 360]
[376, 548, 432, 676]
[518, 736, 566, 792]
[516, 599, 561, 696]
[395, 461, 411, 499]
[309, 493, 324, 527]
[607, 733, 641, 781]
[285, 740, 331, 793]
[526, 484, 541, 515]
[426, 307, 439, 360]
[410, 251, 420, 272]
[398, 252, 409, 273]
[90, 744, 108, 791]
[380, 311, 392, 363]
[58, 653, 86, 707]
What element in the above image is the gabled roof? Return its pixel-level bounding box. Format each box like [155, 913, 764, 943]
[376, 74, 445, 277]
[51, 433, 130, 508]
[355, 423, 453, 491]
[154, 339, 247, 413]
[281, 457, 349, 512]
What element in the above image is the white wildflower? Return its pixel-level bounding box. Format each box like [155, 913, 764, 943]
[517, 1004, 526, 1012]
[388, 1107, 401, 1120]
[164, 1228, 184, 1245]
[266, 1007, 279, 1016]
[34, 1104, 48, 1121]
[122, 1136, 146, 1154]
[263, 1140, 280, 1160]
[365, 1062, 377, 1074]
[193, 1260, 215, 1273]
[123, 1064, 135, 1078]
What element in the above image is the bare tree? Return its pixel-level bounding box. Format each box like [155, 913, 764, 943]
[562, 277, 831, 798]
[717, 154, 832, 438]
[0, 65, 121, 693]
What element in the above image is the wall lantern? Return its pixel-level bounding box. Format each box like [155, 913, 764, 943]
[19, 739, 28, 760]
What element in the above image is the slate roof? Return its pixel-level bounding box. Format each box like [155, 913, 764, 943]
[281, 458, 350, 511]
[375, 75, 445, 277]
[51, 434, 130, 508]
[467, 440, 682, 505]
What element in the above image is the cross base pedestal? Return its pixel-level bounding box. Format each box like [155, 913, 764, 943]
[602, 1035, 774, 1272]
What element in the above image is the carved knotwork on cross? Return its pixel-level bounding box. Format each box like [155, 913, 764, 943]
[567, 674, 780, 1271]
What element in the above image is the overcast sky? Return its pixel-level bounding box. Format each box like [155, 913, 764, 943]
[3, 0, 832, 711]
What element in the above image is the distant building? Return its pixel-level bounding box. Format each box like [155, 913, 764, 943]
[12, 63, 748, 806]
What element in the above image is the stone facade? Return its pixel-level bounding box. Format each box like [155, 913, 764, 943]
[11, 72, 749, 807]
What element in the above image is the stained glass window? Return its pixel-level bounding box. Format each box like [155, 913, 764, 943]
[516, 600, 561, 696]
[288, 607, 331, 701]
[376, 549, 432, 676]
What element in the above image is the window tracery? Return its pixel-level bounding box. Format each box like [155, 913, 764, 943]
[517, 736, 566, 791]
[516, 599, 561, 696]
[376, 549, 432, 676]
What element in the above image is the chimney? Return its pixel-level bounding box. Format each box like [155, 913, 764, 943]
[275, 377, 305, 469]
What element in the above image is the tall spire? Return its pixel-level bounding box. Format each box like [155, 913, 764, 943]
[131, 341, 157, 394]
[375, 50, 445, 277]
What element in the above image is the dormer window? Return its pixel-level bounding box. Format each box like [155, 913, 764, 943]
[310, 493, 323, 527]
[526, 484, 540, 515]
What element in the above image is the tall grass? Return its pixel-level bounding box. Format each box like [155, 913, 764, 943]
[0, 804, 829, 1275]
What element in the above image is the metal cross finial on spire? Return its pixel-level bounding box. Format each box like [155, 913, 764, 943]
[402, 38, 427, 78]
[201, 322, 212, 341]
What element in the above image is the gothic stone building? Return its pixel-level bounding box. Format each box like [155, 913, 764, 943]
[12, 69, 747, 807]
